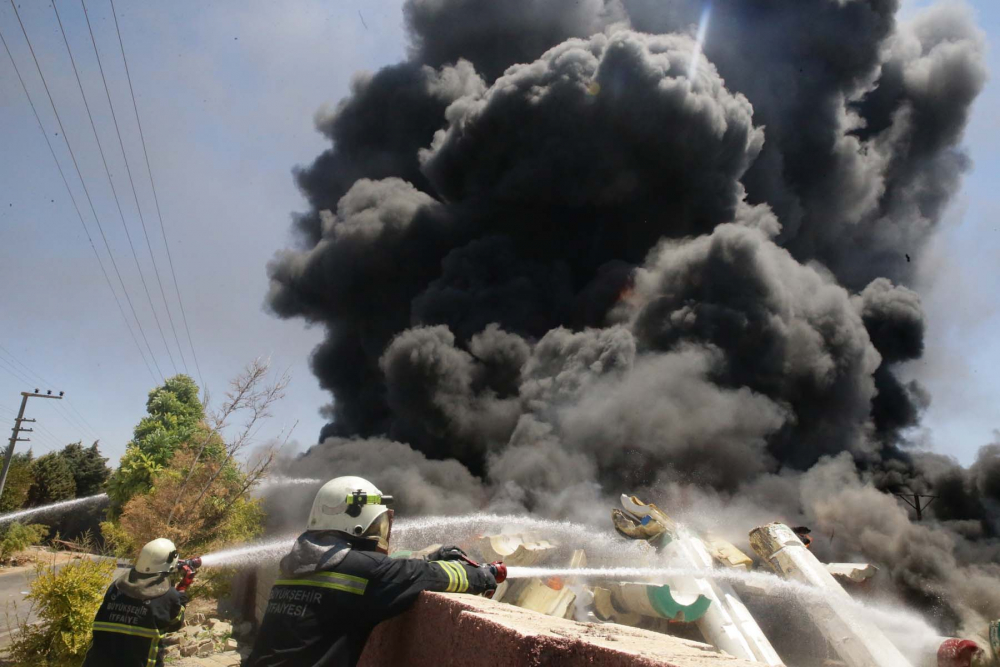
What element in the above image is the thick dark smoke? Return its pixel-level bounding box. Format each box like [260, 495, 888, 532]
[266, 0, 993, 637]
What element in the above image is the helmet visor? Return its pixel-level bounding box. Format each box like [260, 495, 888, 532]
[364, 510, 392, 552]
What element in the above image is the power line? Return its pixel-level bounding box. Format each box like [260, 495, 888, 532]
[0, 390, 62, 496]
[65, 398, 103, 442]
[0, 357, 35, 387]
[0, 21, 157, 384]
[79, 0, 188, 375]
[41, 401, 85, 440]
[0, 362, 74, 445]
[48, 399, 90, 439]
[0, 343, 103, 442]
[0, 343, 52, 387]
[50, 0, 178, 375]
[47, 397, 101, 444]
[8, 0, 164, 382]
[109, 0, 206, 392]
[29, 419, 64, 450]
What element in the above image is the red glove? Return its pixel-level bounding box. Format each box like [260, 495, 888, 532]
[176, 564, 197, 593]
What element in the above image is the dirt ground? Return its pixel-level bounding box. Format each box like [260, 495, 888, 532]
[1, 545, 97, 570]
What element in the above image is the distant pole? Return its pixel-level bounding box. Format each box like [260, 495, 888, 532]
[894, 492, 937, 521]
[0, 390, 63, 501]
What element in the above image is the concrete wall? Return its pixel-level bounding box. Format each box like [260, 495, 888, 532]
[359, 592, 757, 667]
[247, 565, 753, 666]
[254, 566, 278, 623]
[226, 566, 277, 628]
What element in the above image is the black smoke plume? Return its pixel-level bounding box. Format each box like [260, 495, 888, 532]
[266, 0, 993, 637]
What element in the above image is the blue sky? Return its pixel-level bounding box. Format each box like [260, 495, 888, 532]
[0, 0, 996, 466]
[898, 0, 1000, 461]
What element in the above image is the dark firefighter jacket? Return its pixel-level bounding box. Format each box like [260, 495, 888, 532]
[244, 531, 496, 667]
[83, 569, 186, 667]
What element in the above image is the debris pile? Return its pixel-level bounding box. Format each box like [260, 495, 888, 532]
[417, 494, 998, 667]
[161, 612, 252, 663]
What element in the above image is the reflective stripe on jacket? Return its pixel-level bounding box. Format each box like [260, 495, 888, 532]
[82, 581, 186, 667]
[245, 538, 494, 667]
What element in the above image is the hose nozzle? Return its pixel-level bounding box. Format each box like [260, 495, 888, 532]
[178, 557, 202, 570]
[488, 561, 507, 584]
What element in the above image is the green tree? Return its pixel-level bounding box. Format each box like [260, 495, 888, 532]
[27, 452, 76, 506]
[103, 360, 287, 561]
[0, 451, 34, 512]
[135, 375, 204, 445]
[106, 375, 203, 508]
[59, 442, 110, 497]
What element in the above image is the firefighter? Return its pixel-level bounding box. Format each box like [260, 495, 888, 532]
[244, 475, 501, 667]
[83, 537, 194, 667]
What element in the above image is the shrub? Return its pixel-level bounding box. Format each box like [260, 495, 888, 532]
[0, 522, 48, 563]
[116, 448, 264, 556]
[97, 519, 137, 560]
[8, 558, 115, 666]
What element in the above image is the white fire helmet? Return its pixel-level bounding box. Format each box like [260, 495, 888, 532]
[135, 538, 180, 574]
[308, 476, 393, 549]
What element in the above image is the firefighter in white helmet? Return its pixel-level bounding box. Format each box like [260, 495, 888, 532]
[83, 538, 195, 667]
[245, 476, 503, 667]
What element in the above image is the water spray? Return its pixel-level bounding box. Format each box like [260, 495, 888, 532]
[392, 513, 644, 558]
[195, 513, 653, 568]
[506, 564, 937, 639]
[0, 492, 108, 524]
[198, 533, 299, 568]
[255, 476, 324, 492]
[190, 512, 940, 651]
[194, 535, 935, 641]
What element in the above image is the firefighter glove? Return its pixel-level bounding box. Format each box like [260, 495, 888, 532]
[176, 564, 197, 593]
[430, 546, 469, 562]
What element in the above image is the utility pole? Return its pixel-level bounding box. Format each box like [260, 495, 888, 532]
[0, 390, 63, 501]
[894, 492, 937, 521]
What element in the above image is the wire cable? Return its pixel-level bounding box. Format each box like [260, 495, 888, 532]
[64, 398, 103, 442]
[0, 20, 157, 384]
[0, 357, 35, 387]
[0, 343, 52, 388]
[51, 0, 178, 374]
[50, 400, 91, 439]
[29, 418, 65, 450]
[39, 400, 83, 442]
[109, 0, 206, 391]
[7, 0, 164, 382]
[79, 0, 188, 374]
[0, 359, 83, 443]
[0, 343, 103, 442]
